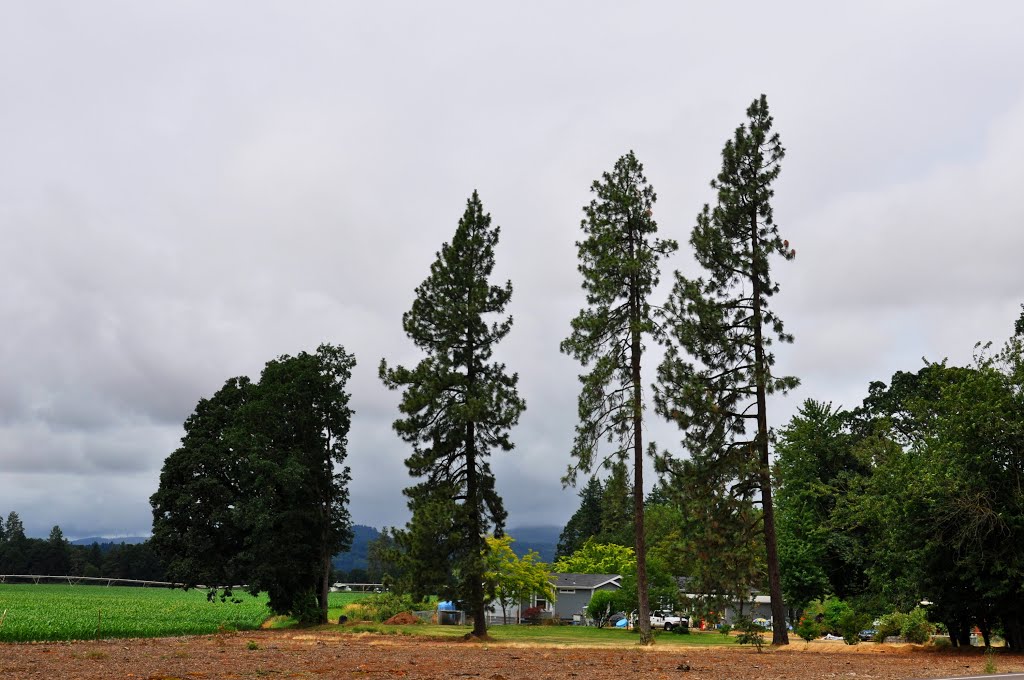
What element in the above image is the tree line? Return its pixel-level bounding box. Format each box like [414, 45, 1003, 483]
[774, 313, 1024, 648]
[147, 94, 844, 647]
[0, 511, 165, 582]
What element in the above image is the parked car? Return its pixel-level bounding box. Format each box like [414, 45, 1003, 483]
[858, 628, 877, 642]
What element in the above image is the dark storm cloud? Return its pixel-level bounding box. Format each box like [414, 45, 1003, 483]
[2, 1, 1023, 538]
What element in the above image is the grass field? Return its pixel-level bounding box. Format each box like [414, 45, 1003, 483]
[342, 621, 740, 647]
[0, 585, 737, 649]
[0, 584, 275, 642]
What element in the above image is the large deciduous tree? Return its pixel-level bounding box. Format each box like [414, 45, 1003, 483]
[774, 400, 869, 609]
[379, 191, 525, 638]
[151, 344, 355, 624]
[655, 95, 796, 644]
[561, 151, 677, 644]
[483, 535, 554, 624]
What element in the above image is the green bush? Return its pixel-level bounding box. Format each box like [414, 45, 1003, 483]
[876, 611, 905, 639]
[836, 608, 872, 645]
[876, 607, 933, 644]
[586, 590, 620, 628]
[733, 616, 765, 652]
[718, 623, 732, 635]
[361, 592, 416, 623]
[794, 616, 823, 642]
[900, 607, 934, 644]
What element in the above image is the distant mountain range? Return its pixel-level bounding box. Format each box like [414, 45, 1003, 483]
[329, 524, 561, 573]
[506, 525, 559, 563]
[71, 536, 149, 546]
[67, 524, 562, 571]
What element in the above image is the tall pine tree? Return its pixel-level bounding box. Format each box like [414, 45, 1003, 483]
[655, 95, 797, 644]
[380, 191, 525, 637]
[556, 476, 604, 559]
[561, 151, 677, 644]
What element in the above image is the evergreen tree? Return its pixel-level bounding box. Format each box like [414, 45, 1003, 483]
[380, 191, 525, 637]
[561, 151, 677, 644]
[42, 525, 72, 575]
[5, 511, 25, 542]
[556, 476, 604, 558]
[598, 461, 634, 546]
[655, 96, 797, 644]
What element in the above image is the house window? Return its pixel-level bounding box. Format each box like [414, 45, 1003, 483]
[535, 597, 548, 610]
[559, 589, 576, 594]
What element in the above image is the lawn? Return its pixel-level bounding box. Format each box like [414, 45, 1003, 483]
[0, 583, 273, 642]
[340, 621, 741, 647]
[0, 584, 737, 649]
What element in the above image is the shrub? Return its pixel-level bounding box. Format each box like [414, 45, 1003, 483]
[586, 591, 620, 628]
[876, 611, 905, 640]
[836, 608, 872, 645]
[718, 623, 733, 635]
[804, 597, 866, 637]
[794, 616, 823, 642]
[361, 592, 416, 623]
[672, 621, 691, 635]
[733, 616, 765, 652]
[900, 607, 934, 644]
[522, 607, 542, 625]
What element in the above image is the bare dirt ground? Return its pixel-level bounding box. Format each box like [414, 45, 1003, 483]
[2, 629, 1022, 680]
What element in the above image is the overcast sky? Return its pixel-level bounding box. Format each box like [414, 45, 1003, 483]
[2, 2, 1023, 539]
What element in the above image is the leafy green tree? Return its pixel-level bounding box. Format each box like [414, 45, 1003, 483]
[586, 589, 621, 628]
[366, 527, 409, 589]
[553, 538, 635, 575]
[240, 345, 355, 622]
[151, 377, 253, 592]
[484, 535, 554, 624]
[556, 476, 604, 559]
[655, 95, 796, 644]
[617, 553, 678, 615]
[151, 344, 355, 624]
[380, 191, 525, 637]
[561, 151, 677, 644]
[774, 400, 869, 608]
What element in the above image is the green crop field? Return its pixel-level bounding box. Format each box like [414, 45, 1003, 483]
[0, 584, 274, 642]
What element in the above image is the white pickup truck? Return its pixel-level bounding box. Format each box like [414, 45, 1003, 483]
[649, 611, 688, 631]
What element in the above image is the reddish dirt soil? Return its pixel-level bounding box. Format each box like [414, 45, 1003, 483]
[1, 630, 1022, 679]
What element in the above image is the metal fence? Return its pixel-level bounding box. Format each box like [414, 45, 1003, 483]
[0, 574, 184, 588]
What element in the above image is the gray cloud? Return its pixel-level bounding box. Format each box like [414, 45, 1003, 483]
[2, 2, 1023, 538]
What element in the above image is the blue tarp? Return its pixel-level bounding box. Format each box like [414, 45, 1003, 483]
[437, 601, 456, 611]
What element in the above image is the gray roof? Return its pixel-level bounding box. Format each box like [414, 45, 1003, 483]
[549, 573, 621, 590]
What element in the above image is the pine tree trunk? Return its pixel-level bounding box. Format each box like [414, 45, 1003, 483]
[320, 551, 330, 624]
[466, 421, 488, 637]
[750, 214, 789, 645]
[629, 229, 652, 646]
